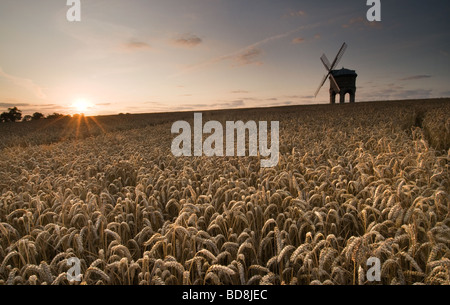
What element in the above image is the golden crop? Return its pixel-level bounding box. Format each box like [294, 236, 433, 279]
[0, 99, 449, 285]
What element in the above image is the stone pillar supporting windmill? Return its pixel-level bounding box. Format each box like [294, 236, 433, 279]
[315, 43, 358, 104]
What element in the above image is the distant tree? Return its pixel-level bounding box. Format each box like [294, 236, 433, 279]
[46, 113, 64, 120]
[23, 115, 33, 122]
[0, 112, 7, 122]
[0, 107, 22, 122]
[32, 112, 44, 120]
[9, 107, 22, 122]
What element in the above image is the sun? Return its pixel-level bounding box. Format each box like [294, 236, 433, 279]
[72, 99, 93, 114]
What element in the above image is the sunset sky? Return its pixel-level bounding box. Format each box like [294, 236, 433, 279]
[0, 0, 449, 116]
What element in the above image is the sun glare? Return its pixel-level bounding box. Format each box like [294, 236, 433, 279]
[72, 99, 93, 114]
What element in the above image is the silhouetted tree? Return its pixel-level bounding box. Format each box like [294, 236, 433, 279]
[32, 112, 44, 120]
[10, 107, 22, 122]
[23, 115, 33, 122]
[0, 112, 7, 122]
[0, 107, 22, 122]
[46, 113, 64, 120]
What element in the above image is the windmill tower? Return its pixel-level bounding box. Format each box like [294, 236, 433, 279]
[314, 43, 358, 104]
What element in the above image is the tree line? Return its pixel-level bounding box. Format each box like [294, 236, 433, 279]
[0, 107, 67, 123]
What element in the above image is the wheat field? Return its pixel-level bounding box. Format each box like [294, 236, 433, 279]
[0, 99, 449, 285]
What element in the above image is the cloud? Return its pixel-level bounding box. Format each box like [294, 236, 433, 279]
[292, 37, 305, 44]
[231, 90, 249, 94]
[401, 89, 433, 98]
[387, 89, 433, 100]
[0, 102, 30, 108]
[342, 17, 382, 30]
[145, 100, 247, 112]
[58, 18, 142, 58]
[359, 83, 434, 100]
[36, 104, 61, 110]
[280, 95, 314, 100]
[121, 40, 151, 51]
[400, 75, 432, 81]
[169, 21, 325, 77]
[172, 33, 203, 48]
[144, 101, 165, 105]
[0, 67, 47, 99]
[193, 100, 245, 110]
[284, 10, 306, 18]
[0, 98, 31, 108]
[233, 48, 263, 66]
[1, 103, 68, 116]
[223, 100, 245, 107]
[255, 100, 298, 108]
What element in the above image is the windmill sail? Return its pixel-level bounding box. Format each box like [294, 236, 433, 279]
[314, 42, 347, 97]
[330, 43, 347, 70]
[320, 54, 331, 71]
[329, 74, 340, 93]
[315, 74, 328, 97]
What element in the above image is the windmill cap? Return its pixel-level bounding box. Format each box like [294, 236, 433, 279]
[331, 68, 357, 77]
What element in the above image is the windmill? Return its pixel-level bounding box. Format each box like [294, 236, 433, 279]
[314, 42, 358, 104]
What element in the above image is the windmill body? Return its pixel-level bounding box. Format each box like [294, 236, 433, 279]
[329, 68, 357, 104]
[314, 43, 358, 104]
